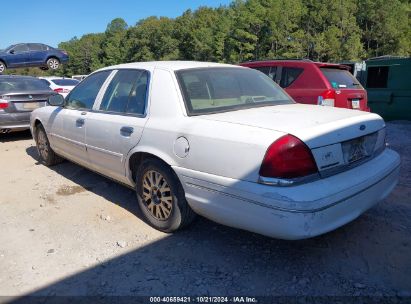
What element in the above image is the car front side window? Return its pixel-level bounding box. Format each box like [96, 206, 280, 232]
[65, 71, 111, 110]
[99, 69, 148, 115]
[12, 44, 29, 53]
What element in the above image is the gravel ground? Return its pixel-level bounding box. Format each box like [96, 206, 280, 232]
[0, 122, 410, 299]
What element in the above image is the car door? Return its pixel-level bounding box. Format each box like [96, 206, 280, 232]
[7, 44, 30, 67]
[27, 43, 46, 66]
[85, 69, 150, 182]
[48, 70, 112, 166]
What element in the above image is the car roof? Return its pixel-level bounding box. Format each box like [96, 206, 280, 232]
[98, 61, 243, 72]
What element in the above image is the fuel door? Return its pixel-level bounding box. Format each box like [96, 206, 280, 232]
[174, 136, 190, 158]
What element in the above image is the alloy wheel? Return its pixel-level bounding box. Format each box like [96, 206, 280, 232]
[0, 63, 4, 73]
[142, 170, 173, 221]
[48, 59, 59, 69]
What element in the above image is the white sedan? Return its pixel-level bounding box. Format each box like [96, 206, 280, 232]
[30, 61, 400, 240]
[38, 77, 79, 98]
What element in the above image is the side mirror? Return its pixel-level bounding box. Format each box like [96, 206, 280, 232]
[48, 94, 65, 106]
[9, 50, 15, 54]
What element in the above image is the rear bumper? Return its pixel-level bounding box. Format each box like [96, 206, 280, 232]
[0, 112, 30, 131]
[174, 148, 400, 240]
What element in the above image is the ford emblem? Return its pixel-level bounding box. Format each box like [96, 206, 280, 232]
[360, 124, 366, 131]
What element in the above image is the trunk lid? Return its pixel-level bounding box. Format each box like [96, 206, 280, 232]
[199, 103, 384, 149]
[1, 91, 51, 113]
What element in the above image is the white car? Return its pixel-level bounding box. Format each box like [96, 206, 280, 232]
[30, 61, 400, 240]
[38, 77, 79, 98]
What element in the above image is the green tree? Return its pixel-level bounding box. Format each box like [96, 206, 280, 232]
[227, 0, 269, 62]
[101, 18, 128, 66]
[301, 0, 364, 61]
[263, 0, 307, 59]
[124, 17, 180, 61]
[357, 0, 411, 57]
[42, 0, 411, 76]
[58, 33, 105, 76]
[176, 7, 232, 62]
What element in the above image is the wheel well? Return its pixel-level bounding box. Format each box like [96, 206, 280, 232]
[0, 60, 6, 67]
[129, 152, 167, 182]
[46, 56, 59, 63]
[33, 120, 43, 135]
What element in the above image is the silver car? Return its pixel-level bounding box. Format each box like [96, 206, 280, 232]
[0, 75, 53, 133]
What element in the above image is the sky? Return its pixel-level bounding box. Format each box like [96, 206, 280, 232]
[0, 0, 232, 49]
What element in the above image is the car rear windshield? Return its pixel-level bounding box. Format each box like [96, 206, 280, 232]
[51, 79, 80, 86]
[176, 67, 293, 115]
[0, 78, 51, 93]
[320, 68, 362, 89]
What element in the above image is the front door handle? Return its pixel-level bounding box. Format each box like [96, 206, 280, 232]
[76, 118, 85, 127]
[120, 126, 134, 136]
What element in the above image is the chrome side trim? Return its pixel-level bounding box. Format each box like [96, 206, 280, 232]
[258, 173, 320, 187]
[50, 133, 85, 147]
[86, 144, 123, 159]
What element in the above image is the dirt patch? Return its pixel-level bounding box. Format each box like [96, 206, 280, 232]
[56, 185, 91, 196]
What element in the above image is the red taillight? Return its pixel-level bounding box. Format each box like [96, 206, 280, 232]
[54, 88, 69, 93]
[259, 135, 318, 179]
[0, 99, 9, 109]
[318, 89, 335, 107]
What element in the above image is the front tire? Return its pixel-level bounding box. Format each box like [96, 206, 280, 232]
[35, 125, 63, 166]
[46, 58, 60, 70]
[0, 61, 6, 73]
[135, 158, 196, 233]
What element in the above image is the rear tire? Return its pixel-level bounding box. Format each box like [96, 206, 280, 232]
[0, 61, 6, 73]
[35, 125, 63, 166]
[135, 158, 196, 233]
[47, 58, 60, 70]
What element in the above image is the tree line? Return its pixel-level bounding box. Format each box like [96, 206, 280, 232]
[10, 0, 411, 76]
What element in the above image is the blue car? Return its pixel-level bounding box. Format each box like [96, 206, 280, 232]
[0, 43, 69, 73]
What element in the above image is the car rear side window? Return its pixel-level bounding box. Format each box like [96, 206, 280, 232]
[65, 71, 111, 110]
[99, 69, 148, 115]
[320, 68, 362, 89]
[28, 43, 46, 51]
[280, 67, 303, 88]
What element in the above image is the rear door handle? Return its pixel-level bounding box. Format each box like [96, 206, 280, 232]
[76, 118, 85, 127]
[120, 126, 134, 136]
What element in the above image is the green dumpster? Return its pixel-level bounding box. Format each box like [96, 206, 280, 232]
[361, 56, 411, 121]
